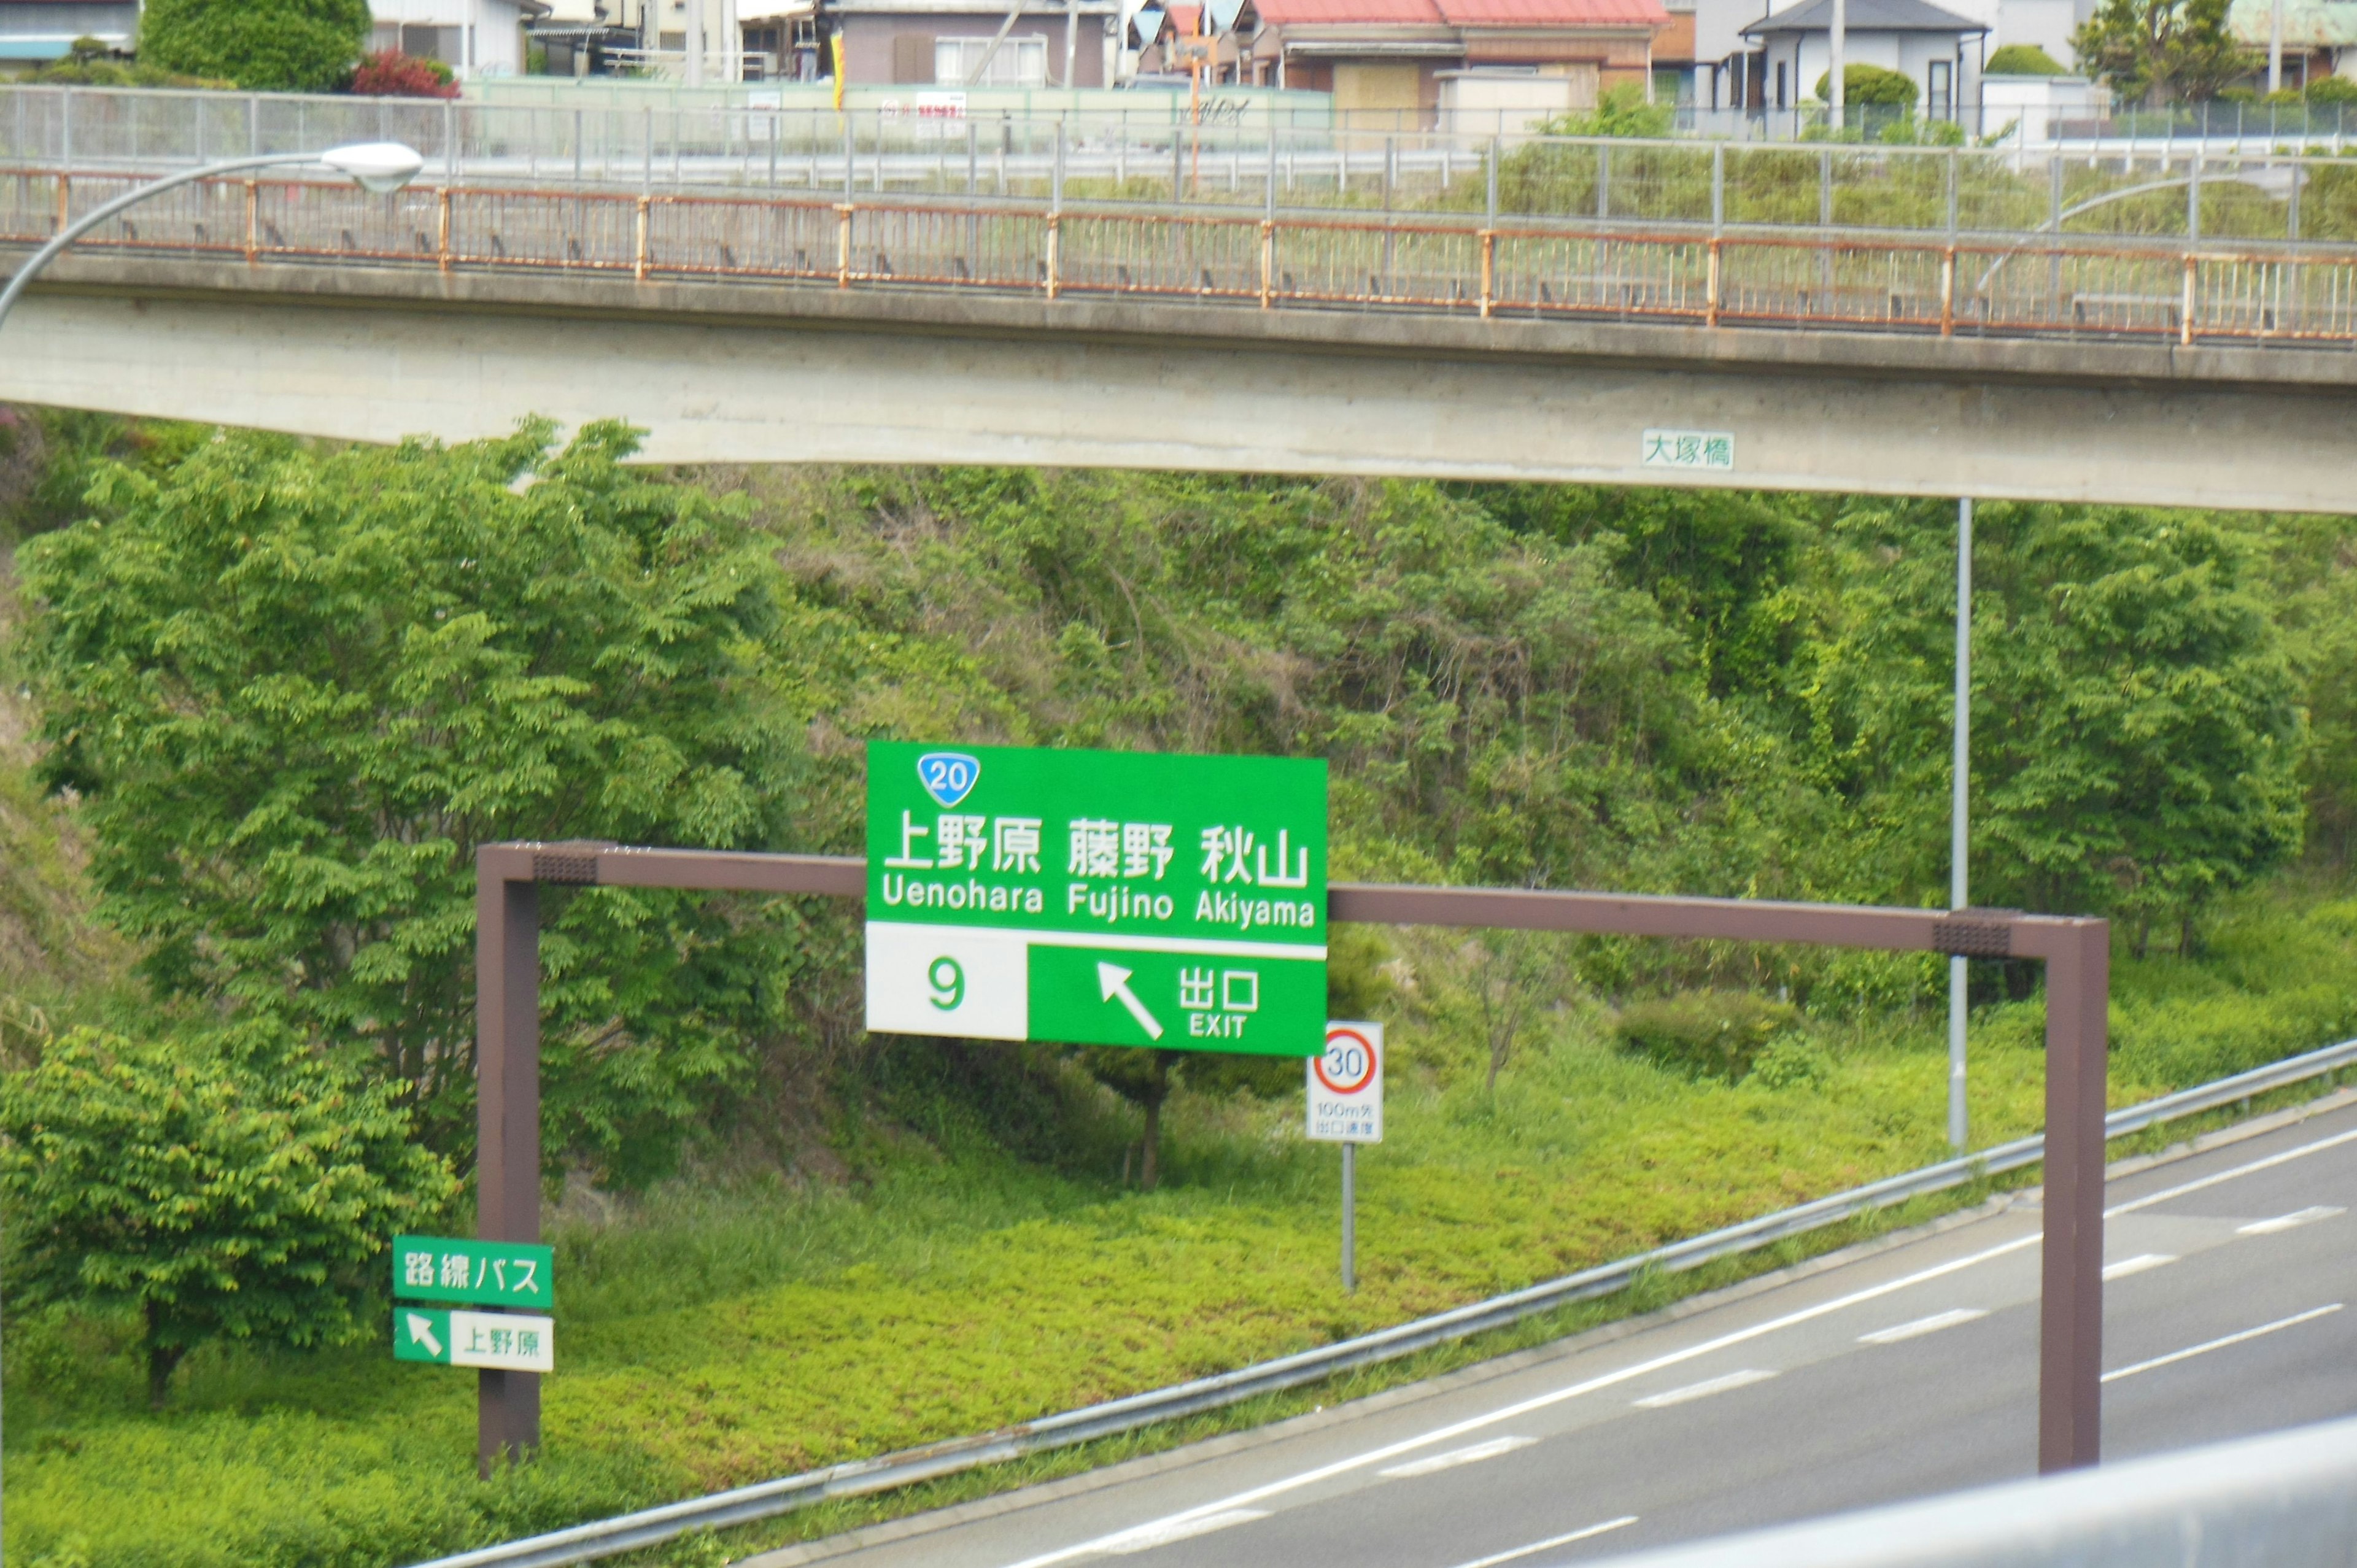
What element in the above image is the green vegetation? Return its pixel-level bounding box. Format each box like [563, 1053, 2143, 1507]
[0, 1021, 455, 1407]
[137, 0, 373, 92]
[2072, 0, 2250, 103]
[15, 423, 807, 1178]
[7, 425, 2357, 1565]
[1986, 44, 2070, 74]
[1814, 63, 1922, 106]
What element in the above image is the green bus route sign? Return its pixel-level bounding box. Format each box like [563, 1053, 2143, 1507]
[393, 1234, 557, 1373]
[393, 1234, 554, 1309]
[865, 741, 1328, 1056]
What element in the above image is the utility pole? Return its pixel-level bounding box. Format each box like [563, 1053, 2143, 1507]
[2270, 0, 2286, 95]
[1829, 0, 1847, 130]
[1950, 496, 1973, 1151]
[686, 0, 706, 87]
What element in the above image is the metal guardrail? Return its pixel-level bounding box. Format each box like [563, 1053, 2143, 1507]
[1591, 1410, 2357, 1568]
[404, 1035, 2357, 1568]
[7, 168, 2357, 350]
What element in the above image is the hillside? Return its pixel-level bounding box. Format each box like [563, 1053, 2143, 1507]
[4, 419, 2357, 1566]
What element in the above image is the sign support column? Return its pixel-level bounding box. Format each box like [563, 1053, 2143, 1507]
[1951, 495, 1972, 1151]
[476, 843, 545, 1477]
[1341, 1143, 1357, 1292]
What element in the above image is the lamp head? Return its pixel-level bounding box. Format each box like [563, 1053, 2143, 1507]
[319, 142, 427, 195]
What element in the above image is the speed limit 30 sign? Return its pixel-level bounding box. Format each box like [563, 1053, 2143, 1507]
[1307, 1022, 1382, 1143]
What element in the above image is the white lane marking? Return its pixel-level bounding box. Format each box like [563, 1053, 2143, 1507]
[1442, 1516, 1641, 1568]
[1002, 1119, 2357, 1568]
[1097, 1510, 1268, 1554]
[2106, 1126, 2357, 1217]
[1630, 1369, 1778, 1408]
[995, 1231, 2041, 1568]
[1858, 1307, 1989, 1345]
[2102, 1253, 2178, 1281]
[2239, 1205, 2347, 1235]
[2102, 1303, 2343, 1383]
[1379, 1436, 1537, 1478]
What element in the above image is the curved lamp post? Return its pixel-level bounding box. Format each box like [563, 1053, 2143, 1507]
[0, 136, 422, 1559]
[0, 141, 428, 330]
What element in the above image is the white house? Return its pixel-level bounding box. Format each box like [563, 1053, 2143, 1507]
[1, 0, 140, 64]
[1740, 0, 1986, 115]
[370, 0, 546, 75]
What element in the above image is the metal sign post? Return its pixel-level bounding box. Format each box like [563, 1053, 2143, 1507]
[474, 845, 2107, 1477]
[1309, 1022, 1384, 1292]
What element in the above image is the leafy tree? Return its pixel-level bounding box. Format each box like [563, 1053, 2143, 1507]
[1814, 63, 1921, 106]
[0, 1021, 457, 1405]
[2072, 0, 2250, 104]
[139, 0, 371, 92]
[1986, 44, 2070, 74]
[15, 422, 808, 1181]
[1803, 502, 2305, 951]
[1077, 1046, 1184, 1189]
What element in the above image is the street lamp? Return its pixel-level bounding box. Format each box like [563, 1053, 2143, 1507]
[0, 142, 427, 331]
[0, 136, 420, 1556]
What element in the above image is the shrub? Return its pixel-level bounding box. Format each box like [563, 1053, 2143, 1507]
[1813, 63, 1922, 106]
[1612, 990, 1800, 1081]
[0, 1021, 457, 1406]
[1749, 1036, 1835, 1089]
[139, 0, 371, 92]
[2307, 74, 2357, 104]
[350, 48, 459, 98]
[1986, 44, 2069, 75]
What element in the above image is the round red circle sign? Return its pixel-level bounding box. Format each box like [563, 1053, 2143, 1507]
[1315, 1027, 1378, 1095]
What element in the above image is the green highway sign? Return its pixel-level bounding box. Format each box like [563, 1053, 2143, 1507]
[395, 1307, 555, 1372]
[392, 1235, 554, 1310]
[865, 741, 1327, 1056]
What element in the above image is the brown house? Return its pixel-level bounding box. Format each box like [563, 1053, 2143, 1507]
[1223, 0, 1667, 119]
[831, 0, 1123, 86]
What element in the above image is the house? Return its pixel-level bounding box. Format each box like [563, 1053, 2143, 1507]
[370, 0, 549, 75]
[829, 0, 1123, 87]
[0, 0, 140, 64]
[1225, 0, 1665, 125]
[2226, 0, 2357, 86]
[1740, 0, 1986, 116]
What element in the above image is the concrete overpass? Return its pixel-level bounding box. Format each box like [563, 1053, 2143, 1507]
[6, 173, 2357, 511]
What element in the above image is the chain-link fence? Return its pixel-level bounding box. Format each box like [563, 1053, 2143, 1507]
[11, 84, 2357, 247]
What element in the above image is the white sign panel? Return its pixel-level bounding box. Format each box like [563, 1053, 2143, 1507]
[407, 1309, 556, 1372]
[1640, 429, 1735, 471]
[1307, 1021, 1382, 1143]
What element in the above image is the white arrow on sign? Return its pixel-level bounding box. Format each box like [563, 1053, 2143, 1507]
[406, 1311, 444, 1358]
[1096, 962, 1164, 1040]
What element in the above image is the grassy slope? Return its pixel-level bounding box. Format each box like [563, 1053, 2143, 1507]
[12, 883, 2357, 1568]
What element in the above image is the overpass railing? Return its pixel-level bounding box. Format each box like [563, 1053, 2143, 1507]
[8, 164, 2357, 350]
[9, 84, 2357, 252]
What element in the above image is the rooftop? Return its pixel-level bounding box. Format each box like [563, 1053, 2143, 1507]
[1741, 0, 1985, 36]
[1253, 0, 1665, 26]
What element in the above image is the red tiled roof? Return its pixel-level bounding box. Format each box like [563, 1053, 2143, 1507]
[1250, 0, 1447, 23]
[1439, 0, 1666, 23]
[1253, 0, 1661, 23]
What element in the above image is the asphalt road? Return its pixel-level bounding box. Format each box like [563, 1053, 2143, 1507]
[753, 1097, 2357, 1568]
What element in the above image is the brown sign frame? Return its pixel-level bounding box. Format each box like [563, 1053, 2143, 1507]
[473, 841, 2110, 1482]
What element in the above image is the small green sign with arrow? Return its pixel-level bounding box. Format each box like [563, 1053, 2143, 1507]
[395, 1307, 555, 1372]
